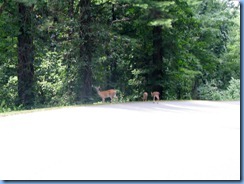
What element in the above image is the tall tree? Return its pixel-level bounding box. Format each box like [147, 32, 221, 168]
[79, 0, 94, 102]
[143, 0, 174, 96]
[17, 2, 35, 107]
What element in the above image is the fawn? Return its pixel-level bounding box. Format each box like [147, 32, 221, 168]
[151, 91, 160, 103]
[142, 92, 148, 101]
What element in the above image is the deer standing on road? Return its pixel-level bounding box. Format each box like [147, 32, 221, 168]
[142, 92, 148, 101]
[151, 91, 160, 103]
[94, 86, 118, 103]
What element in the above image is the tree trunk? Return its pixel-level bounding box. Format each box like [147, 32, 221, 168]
[17, 3, 35, 107]
[79, 0, 93, 102]
[112, 3, 116, 22]
[68, 0, 74, 18]
[152, 26, 164, 95]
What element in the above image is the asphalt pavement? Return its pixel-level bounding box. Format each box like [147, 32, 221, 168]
[0, 100, 240, 180]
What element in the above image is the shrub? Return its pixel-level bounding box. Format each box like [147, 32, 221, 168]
[197, 78, 240, 100]
[223, 77, 240, 100]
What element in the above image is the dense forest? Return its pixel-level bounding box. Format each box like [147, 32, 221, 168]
[0, 0, 240, 112]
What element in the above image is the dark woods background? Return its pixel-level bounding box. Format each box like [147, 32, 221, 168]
[0, 0, 240, 111]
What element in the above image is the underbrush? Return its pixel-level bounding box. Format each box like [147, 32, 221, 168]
[197, 78, 240, 101]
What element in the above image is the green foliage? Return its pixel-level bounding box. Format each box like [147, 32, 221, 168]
[35, 51, 66, 106]
[197, 78, 240, 101]
[223, 77, 240, 100]
[0, 76, 23, 113]
[197, 80, 223, 100]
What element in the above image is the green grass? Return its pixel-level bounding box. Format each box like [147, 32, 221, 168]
[0, 101, 115, 117]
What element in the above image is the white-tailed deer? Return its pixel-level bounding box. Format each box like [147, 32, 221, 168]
[151, 91, 160, 103]
[94, 86, 118, 103]
[142, 92, 148, 101]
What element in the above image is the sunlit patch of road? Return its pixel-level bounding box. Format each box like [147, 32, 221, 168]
[0, 100, 240, 180]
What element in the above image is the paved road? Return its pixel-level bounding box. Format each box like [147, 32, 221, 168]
[0, 100, 240, 180]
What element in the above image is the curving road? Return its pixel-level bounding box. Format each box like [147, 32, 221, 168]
[0, 100, 240, 180]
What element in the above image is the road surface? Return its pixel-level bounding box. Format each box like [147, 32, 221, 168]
[0, 100, 240, 180]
